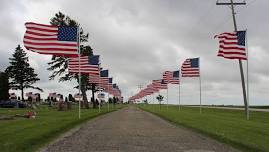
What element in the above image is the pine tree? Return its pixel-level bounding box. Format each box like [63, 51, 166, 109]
[5, 45, 42, 101]
[0, 71, 9, 100]
[47, 12, 96, 109]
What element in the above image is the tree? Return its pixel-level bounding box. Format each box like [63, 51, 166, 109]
[143, 99, 148, 104]
[47, 12, 95, 109]
[108, 97, 113, 103]
[113, 97, 117, 104]
[36, 93, 41, 102]
[68, 94, 73, 102]
[0, 72, 9, 100]
[5, 45, 42, 102]
[156, 94, 164, 110]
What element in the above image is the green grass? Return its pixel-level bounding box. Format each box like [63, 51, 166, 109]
[0, 104, 124, 152]
[250, 106, 269, 109]
[138, 104, 269, 152]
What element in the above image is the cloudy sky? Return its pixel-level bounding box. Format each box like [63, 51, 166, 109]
[0, 0, 268, 105]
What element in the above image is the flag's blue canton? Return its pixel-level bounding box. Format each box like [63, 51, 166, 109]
[237, 31, 246, 46]
[100, 70, 109, 77]
[58, 27, 77, 41]
[89, 55, 100, 65]
[173, 71, 179, 78]
[109, 78, 113, 83]
[161, 79, 167, 84]
[190, 58, 199, 67]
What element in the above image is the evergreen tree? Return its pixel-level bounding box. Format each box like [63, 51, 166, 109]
[0, 71, 9, 100]
[5, 45, 42, 102]
[47, 12, 96, 109]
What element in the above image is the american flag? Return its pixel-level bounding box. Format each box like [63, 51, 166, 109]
[68, 56, 99, 75]
[152, 79, 168, 90]
[99, 70, 110, 90]
[160, 79, 168, 89]
[110, 84, 121, 97]
[181, 58, 200, 77]
[100, 70, 109, 84]
[147, 84, 159, 93]
[88, 73, 100, 84]
[170, 71, 180, 84]
[139, 88, 151, 96]
[143, 88, 153, 95]
[23, 22, 79, 57]
[152, 80, 162, 89]
[103, 78, 113, 92]
[162, 71, 173, 83]
[215, 31, 247, 60]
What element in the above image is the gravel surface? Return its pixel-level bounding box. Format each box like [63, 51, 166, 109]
[40, 106, 240, 152]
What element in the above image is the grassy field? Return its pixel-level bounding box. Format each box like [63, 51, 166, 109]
[0, 104, 124, 152]
[139, 104, 269, 152]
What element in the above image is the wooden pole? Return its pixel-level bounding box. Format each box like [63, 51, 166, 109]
[216, 0, 249, 120]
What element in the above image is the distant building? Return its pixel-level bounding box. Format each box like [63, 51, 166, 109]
[9, 93, 17, 100]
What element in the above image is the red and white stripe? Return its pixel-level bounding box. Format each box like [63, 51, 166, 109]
[215, 32, 247, 60]
[68, 56, 99, 75]
[169, 78, 179, 84]
[181, 59, 200, 77]
[152, 80, 161, 89]
[23, 22, 78, 57]
[162, 71, 173, 83]
[88, 73, 100, 84]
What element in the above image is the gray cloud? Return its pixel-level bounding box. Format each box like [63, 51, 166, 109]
[0, 0, 268, 105]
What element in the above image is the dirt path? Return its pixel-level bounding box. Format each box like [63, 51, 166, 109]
[40, 106, 239, 152]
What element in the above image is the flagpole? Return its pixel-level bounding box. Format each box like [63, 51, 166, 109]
[107, 81, 110, 111]
[199, 57, 202, 114]
[77, 25, 81, 119]
[98, 70, 101, 113]
[246, 29, 249, 120]
[156, 90, 160, 110]
[152, 92, 154, 105]
[179, 70, 181, 111]
[166, 84, 169, 109]
[216, 0, 248, 120]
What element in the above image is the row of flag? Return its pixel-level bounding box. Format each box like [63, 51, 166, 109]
[23, 21, 247, 103]
[129, 30, 247, 102]
[128, 58, 200, 101]
[23, 22, 122, 99]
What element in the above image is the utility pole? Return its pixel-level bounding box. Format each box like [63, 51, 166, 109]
[216, 0, 249, 120]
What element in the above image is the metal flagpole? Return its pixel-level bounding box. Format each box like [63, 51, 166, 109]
[107, 81, 110, 111]
[166, 84, 169, 109]
[152, 92, 154, 105]
[246, 29, 249, 120]
[98, 70, 101, 113]
[77, 25, 81, 119]
[155, 90, 159, 110]
[199, 57, 202, 114]
[179, 70, 181, 111]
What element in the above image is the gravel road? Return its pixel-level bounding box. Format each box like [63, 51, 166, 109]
[40, 106, 239, 152]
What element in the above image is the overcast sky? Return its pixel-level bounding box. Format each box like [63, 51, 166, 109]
[0, 0, 268, 105]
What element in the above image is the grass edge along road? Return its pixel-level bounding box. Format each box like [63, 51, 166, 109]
[0, 104, 124, 152]
[138, 104, 269, 152]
